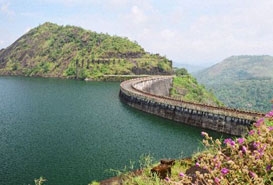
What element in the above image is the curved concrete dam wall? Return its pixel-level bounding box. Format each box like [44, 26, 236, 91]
[133, 77, 172, 96]
[119, 76, 264, 136]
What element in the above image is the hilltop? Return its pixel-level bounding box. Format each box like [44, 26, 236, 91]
[195, 55, 273, 83]
[0, 22, 172, 79]
[194, 55, 273, 112]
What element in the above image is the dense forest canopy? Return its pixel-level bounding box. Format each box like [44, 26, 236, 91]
[0, 22, 172, 79]
[194, 55, 273, 112]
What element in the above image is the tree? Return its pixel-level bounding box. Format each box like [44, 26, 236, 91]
[175, 68, 188, 76]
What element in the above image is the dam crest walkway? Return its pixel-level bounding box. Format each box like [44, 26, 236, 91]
[119, 76, 264, 136]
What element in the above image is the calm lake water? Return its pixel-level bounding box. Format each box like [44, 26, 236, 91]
[0, 77, 224, 185]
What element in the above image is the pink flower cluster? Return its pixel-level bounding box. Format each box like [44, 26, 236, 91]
[265, 110, 273, 118]
[189, 109, 273, 184]
[149, 109, 273, 185]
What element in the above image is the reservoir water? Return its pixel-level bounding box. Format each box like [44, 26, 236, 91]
[0, 77, 224, 185]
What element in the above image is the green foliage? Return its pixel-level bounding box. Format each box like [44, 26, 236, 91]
[64, 66, 76, 77]
[121, 110, 273, 184]
[34, 177, 46, 185]
[157, 59, 172, 72]
[196, 55, 273, 83]
[118, 154, 163, 185]
[195, 55, 273, 112]
[0, 22, 172, 79]
[175, 68, 188, 76]
[170, 75, 223, 106]
[208, 79, 273, 112]
[40, 62, 54, 73]
[182, 112, 273, 185]
[88, 181, 100, 185]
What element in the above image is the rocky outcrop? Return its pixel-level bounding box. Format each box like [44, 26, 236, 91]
[151, 159, 175, 179]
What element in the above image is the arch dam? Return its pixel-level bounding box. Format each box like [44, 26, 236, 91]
[119, 76, 264, 136]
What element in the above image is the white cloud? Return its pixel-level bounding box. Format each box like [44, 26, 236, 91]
[151, 0, 273, 65]
[40, 0, 91, 4]
[109, 0, 128, 6]
[160, 29, 176, 41]
[1, 0, 273, 65]
[130, 5, 147, 24]
[0, 2, 15, 16]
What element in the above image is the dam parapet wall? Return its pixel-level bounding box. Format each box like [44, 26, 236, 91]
[119, 76, 264, 136]
[132, 76, 173, 96]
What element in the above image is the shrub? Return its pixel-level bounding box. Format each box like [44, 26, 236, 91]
[121, 109, 273, 184]
[166, 110, 273, 185]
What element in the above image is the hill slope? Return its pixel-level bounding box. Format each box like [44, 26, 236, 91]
[0, 22, 172, 79]
[170, 69, 223, 106]
[194, 55, 273, 112]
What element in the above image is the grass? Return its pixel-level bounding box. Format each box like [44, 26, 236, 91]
[98, 109, 273, 185]
[170, 75, 224, 106]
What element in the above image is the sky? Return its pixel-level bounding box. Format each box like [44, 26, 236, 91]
[1, 0, 273, 67]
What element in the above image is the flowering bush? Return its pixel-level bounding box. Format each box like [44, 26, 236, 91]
[166, 110, 273, 185]
[121, 110, 273, 185]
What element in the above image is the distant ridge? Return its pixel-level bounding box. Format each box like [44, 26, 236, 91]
[194, 55, 273, 112]
[0, 22, 172, 79]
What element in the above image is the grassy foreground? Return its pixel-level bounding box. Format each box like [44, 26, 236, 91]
[92, 109, 273, 185]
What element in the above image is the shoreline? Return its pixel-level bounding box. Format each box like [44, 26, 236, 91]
[0, 74, 152, 82]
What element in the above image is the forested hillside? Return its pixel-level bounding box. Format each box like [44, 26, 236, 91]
[194, 55, 273, 112]
[0, 22, 172, 79]
[170, 68, 223, 106]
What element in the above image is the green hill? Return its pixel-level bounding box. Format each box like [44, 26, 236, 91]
[194, 55, 273, 112]
[170, 68, 223, 106]
[0, 22, 172, 79]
